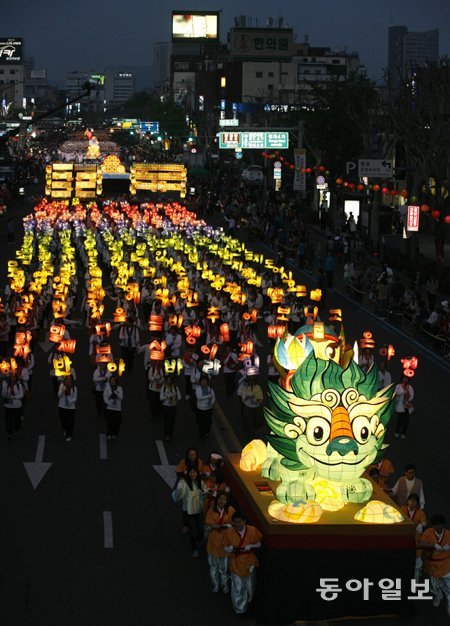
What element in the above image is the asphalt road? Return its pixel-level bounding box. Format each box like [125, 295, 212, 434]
[0, 189, 449, 626]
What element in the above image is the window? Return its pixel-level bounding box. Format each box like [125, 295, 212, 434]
[267, 84, 274, 91]
[268, 71, 274, 77]
[9, 69, 16, 75]
[256, 72, 263, 78]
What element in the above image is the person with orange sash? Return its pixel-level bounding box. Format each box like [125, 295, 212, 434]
[222, 512, 262, 615]
[419, 514, 450, 615]
[401, 493, 427, 581]
[205, 492, 235, 593]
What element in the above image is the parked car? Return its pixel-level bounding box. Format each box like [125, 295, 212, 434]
[241, 165, 263, 183]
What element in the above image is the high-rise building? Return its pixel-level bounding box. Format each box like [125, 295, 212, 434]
[388, 26, 439, 85]
[153, 42, 172, 90]
[105, 70, 135, 104]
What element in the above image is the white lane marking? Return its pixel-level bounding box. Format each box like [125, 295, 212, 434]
[153, 440, 177, 488]
[23, 435, 53, 490]
[103, 511, 113, 549]
[99, 434, 108, 460]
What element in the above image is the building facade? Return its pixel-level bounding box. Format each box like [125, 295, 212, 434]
[388, 26, 439, 85]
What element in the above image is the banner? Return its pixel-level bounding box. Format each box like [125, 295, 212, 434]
[293, 149, 306, 191]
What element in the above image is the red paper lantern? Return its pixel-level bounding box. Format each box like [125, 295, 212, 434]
[382, 187, 390, 194]
[290, 164, 295, 170]
[336, 178, 343, 185]
[348, 183, 356, 190]
[400, 189, 408, 198]
[357, 183, 365, 191]
[444, 215, 450, 224]
[372, 184, 380, 192]
[319, 165, 325, 171]
[431, 210, 440, 219]
[420, 204, 430, 213]
[305, 167, 312, 174]
[390, 189, 398, 196]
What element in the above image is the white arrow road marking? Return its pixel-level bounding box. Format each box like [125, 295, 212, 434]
[23, 435, 53, 490]
[99, 434, 107, 460]
[103, 511, 113, 549]
[38, 339, 54, 353]
[152, 440, 177, 488]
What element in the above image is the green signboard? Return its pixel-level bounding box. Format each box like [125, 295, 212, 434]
[219, 131, 289, 149]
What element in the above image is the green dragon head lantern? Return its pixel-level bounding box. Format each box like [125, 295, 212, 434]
[240, 321, 399, 524]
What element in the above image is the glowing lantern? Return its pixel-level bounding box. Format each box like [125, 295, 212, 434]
[240, 439, 267, 471]
[372, 184, 380, 192]
[360, 330, 375, 349]
[335, 178, 343, 185]
[185, 325, 201, 344]
[400, 356, 418, 377]
[107, 359, 126, 376]
[310, 289, 322, 302]
[113, 308, 127, 323]
[431, 210, 440, 219]
[53, 355, 72, 377]
[268, 500, 322, 524]
[420, 204, 430, 212]
[95, 323, 111, 337]
[58, 339, 77, 354]
[219, 323, 230, 342]
[357, 183, 365, 191]
[268, 324, 286, 339]
[164, 358, 183, 375]
[400, 189, 408, 198]
[148, 315, 163, 333]
[354, 501, 404, 524]
[379, 344, 395, 360]
[382, 187, 389, 194]
[445, 215, 450, 224]
[149, 340, 166, 361]
[49, 325, 66, 343]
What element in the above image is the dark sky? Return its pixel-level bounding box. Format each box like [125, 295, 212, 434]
[2, 0, 449, 86]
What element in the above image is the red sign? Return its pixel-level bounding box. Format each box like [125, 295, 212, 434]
[407, 205, 420, 231]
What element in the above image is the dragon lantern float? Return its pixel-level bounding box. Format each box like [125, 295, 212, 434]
[240, 321, 404, 524]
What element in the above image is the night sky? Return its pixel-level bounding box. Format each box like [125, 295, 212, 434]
[2, 0, 449, 87]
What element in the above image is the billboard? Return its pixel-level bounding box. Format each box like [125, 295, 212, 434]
[30, 69, 47, 79]
[0, 38, 23, 63]
[172, 12, 218, 40]
[229, 28, 293, 60]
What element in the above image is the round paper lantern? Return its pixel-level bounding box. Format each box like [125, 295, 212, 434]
[319, 165, 325, 171]
[420, 204, 430, 212]
[239, 439, 267, 471]
[336, 178, 343, 185]
[390, 189, 398, 196]
[357, 183, 365, 191]
[400, 189, 408, 198]
[349, 183, 356, 190]
[431, 210, 440, 219]
[290, 164, 295, 170]
[354, 500, 404, 524]
[444, 215, 450, 224]
[305, 167, 312, 174]
[382, 187, 389, 194]
[372, 184, 380, 192]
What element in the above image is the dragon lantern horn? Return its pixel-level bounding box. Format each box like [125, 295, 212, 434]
[326, 406, 358, 457]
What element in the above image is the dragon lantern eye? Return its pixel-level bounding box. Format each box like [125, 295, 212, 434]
[352, 416, 371, 444]
[306, 417, 331, 446]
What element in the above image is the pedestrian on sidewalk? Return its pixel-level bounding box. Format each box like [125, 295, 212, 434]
[103, 376, 123, 440]
[57, 375, 77, 441]
[394, 374, 414, 439]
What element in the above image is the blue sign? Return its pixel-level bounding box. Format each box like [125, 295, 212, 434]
[264, 103, 271, 112]
[232, 102, 237, 111]
[140, 121, 160, 134]
[220, 100, 226, 111]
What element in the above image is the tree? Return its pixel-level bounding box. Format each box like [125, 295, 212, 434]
[296, 72, 381, 172]
[122, 92, 188, 139]
[385, 60, 450, 272]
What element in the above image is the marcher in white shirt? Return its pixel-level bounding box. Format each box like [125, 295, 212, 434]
[378, 361, 392, 390]
[193, 376, 215, 440]
[103, 377, 124, 440]
[57, 375, 77, 441]
[2, 374, 24, 440]
[159, 375, 182, 442]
